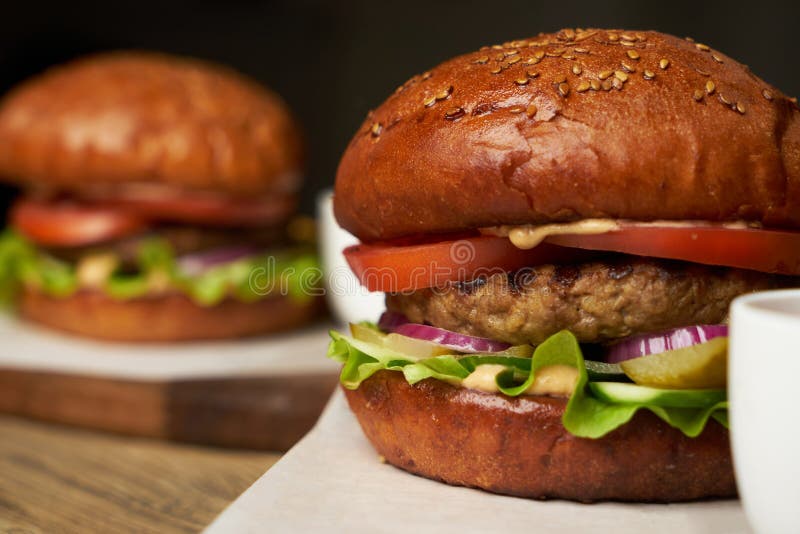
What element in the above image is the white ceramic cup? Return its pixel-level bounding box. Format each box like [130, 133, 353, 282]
[316, 188, 384, 325]
[730, 289, 800, 534]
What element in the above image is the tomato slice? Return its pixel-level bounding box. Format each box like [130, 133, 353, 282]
[545, 224, 800, 276]
[344, 224, 800, 293]
[344, 236, 592, 292]
[10, 197, 149, 247]
[80, 186, 296, 227]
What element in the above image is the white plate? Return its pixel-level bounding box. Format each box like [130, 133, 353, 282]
[207, 390, 750, 534]
[0, 314, 339, 380]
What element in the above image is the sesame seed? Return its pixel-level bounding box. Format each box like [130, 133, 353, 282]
[598, 70, 613, 80]
[621, 61, 636, 73]
[494, 53, 505, 61]
[480, 45, 490, 51]
[490, 66, 502, 74]
[526, 70, 540, 78]
[705, 80, 716, 95]
[712, 53, 724, 63]
[526, 56, 541, 65]
[422, 71, 432, 80]
[509, 106, 525, 114]
[507, 56, 521, 65]
[558, 82, 570, 96]
[614, 70, 629, 82]
[620, 40, 636, 47]
[505, 49, 520, 57]
[685, 36, 695, 42]
[534, 50, 545, 59]
[576, 81, 591, 92]
[736, 102, 746, 114]
[612, 77, 623, 90]
[696, 43, 710, 51]
[526, 104, 538, 117]
[492, 44, 504, 50]
[621, 33, 635, 41]
[435, 86, 453, 100]
[423, 95, 436, 107]
[574, 47, 589, 54]
[696, 68, 710, 77]
[718, 93, 732, 105]
[444, 107, 465, 120]
[590, 80, 601, 90]
[602, 78, 615, 91]
[608, 33, 619, 42]
[371, 122, 383, 136]
[626, 50, 640, 60]
[515, 77, 529, 86]
[562, 54, 576, 60]
[474, 55, 489, 64]
[762, 89, 773, 101]
[692, 90, 704, 102]
[635, 33, 646, 41]
[643, 70, 655, 80]
[659, 58, 670, 70]
[572, 64, 583, 75]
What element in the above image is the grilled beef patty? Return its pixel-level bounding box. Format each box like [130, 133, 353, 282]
[387, 257, 795, 345]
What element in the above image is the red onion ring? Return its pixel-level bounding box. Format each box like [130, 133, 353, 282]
[377, 311, 411, 332]
[605, 325, 729, 363]
[394, 323, 511, 353]
[378, 311, 510, 353]
[177, 246, 260, 276]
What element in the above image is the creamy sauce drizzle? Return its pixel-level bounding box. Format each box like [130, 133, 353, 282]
[482, 219, 761, 250]
[462, 364, 579, 398]
[75, 253, 119, 289]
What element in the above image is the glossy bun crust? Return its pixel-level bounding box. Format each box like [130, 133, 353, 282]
[335, 29, 800, 240]
[0, 52, 303, 195]
[344, 371, 736, 502]
[18, 288, 321, 342]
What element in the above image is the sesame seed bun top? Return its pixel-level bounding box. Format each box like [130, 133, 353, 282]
[334, 29, 800, 241]
[0, 51, 304, 195]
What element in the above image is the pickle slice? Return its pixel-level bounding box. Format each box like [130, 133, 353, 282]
[619, 337, 728, 389]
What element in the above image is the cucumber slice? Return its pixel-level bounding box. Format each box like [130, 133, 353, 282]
[584, 360, 628, 381]
[589, 381, 726, 408]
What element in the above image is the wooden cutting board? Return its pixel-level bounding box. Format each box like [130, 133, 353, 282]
[0, 315, 340, 450]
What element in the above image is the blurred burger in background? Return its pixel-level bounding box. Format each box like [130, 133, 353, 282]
[0, 51, 322, 341]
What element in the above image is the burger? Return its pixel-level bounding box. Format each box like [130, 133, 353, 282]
[0, 51, 322, 341]
[327, 29, 800, 501]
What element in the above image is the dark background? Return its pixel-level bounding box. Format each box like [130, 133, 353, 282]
[1, 0, 798, 215]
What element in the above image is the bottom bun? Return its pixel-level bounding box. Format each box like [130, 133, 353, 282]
[18, 288, 323, 342]
[344, 371, 736, 502]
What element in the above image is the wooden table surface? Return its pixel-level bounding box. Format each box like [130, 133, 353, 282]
[0, 415, 280, 533]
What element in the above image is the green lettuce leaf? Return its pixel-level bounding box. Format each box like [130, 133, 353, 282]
[0, 231, 321, 306]
[326, 327, 729, 439]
